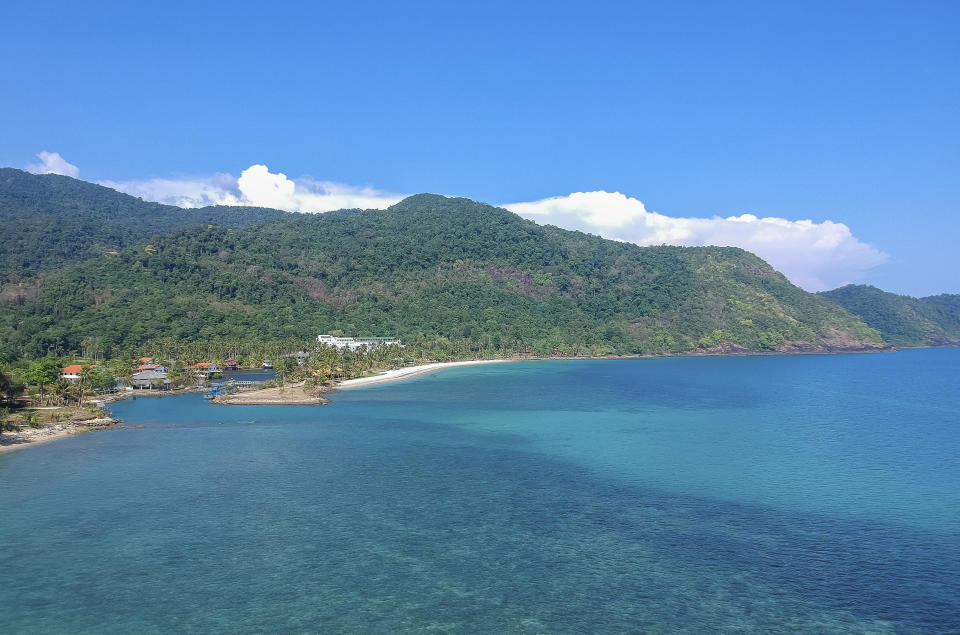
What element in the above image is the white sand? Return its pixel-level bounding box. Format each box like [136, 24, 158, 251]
[337, 359, 509, 389]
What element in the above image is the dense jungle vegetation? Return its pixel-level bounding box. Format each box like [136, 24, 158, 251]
[0, 167, 285, 281]
[0, 174, 884, 363]
[819, 285, 960, 347]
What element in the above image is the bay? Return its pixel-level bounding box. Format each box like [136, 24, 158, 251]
[1, 350, 958, 632]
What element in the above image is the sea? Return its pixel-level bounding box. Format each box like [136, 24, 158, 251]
[1, 349, 958, 633]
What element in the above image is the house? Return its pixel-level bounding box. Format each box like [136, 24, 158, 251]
[316, 334, 402, 351]
[189, 362, 222, 375]
[60, 364, 94, 381]
[131, 368, 170, 389]
[136, 363, 167, 373]
[224, 359, 240, 371]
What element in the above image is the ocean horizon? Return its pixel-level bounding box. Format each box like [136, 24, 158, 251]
[2, 350, 958, 632]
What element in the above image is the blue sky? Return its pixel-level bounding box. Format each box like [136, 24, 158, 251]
[2, 1, 957, 295]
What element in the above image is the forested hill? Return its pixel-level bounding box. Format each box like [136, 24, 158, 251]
[1, 192, 883, 359]
[819, 285, 960, 347]
[0, 168, 288, 280]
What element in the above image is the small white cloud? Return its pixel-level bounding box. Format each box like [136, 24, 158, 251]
[103, 164, 404, 212]
[26, 151, 79, 178]
[504, 191, 888, 292]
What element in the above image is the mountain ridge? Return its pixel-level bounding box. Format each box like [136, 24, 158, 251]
[818, 285, 960, 347]
[0, 173, 884, 360]
[0, 167, 289, 281]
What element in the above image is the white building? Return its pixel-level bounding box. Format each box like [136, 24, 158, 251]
[317, 334, 401, 351]
[60, 364, 87, 381]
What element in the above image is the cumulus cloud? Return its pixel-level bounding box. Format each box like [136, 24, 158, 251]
[26, 151, 79, 178]
[28, 151, 884, 291]
[504, 191, 887, 291]
[102, 164, 404, 212]
[98, 173, 242, 208]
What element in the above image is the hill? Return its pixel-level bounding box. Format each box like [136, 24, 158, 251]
[819, 285, 960, 347]
[0, 167, 288, 281]
[1, 192, 883, 360]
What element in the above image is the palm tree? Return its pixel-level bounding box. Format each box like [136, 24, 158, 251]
[77, 365, 94, 405]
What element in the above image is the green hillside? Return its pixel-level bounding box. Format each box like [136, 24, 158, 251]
[819, 285, 960, 347]
[1, 192, 883, 360]
[0, 167, 287, 281]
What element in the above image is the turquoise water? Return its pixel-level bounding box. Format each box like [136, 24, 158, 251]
[1, 350, 958, 633]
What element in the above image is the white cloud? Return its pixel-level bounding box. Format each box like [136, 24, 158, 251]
[101, 164, 404, 212]
[31, 150, 884, 291]
[26, 151, 79, 178]
[504, 191, 888, 291]
[98, 173, 242, 208]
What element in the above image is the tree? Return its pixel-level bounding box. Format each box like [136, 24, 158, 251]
[0, 368, 24, 405]
[89, 366, 117, 393]
[75, 365, 96, 405]
[51, 379, 77, 406]
[26, 357, 61, 405]
[274, 357, 297, 387]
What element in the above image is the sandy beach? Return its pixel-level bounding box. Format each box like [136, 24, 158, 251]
[337, 359, 510, 389]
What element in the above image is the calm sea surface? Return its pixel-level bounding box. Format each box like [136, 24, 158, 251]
[2, 350, 958, 633]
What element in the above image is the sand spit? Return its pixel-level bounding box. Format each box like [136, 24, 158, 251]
[211, 382, 330, 405]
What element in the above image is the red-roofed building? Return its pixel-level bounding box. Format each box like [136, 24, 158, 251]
[60, 364, 94, 381]
[189, 362, 222, 375]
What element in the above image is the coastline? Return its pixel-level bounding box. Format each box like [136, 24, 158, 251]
[211, 382, 330, 405]
[2, 347, 897, 450]
[330, 346, 894, 393]
[0, 417, 119, 454]
[336, 359, 510, 389]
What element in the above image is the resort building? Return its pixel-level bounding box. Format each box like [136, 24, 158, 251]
[316, 334, 402, 351]
[60, 364, 92, 381]
[189, 362, 222, 375]
[131, 368, 170, 389]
